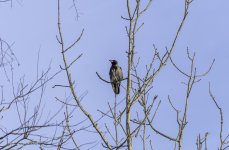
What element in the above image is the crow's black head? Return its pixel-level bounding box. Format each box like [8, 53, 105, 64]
[109, 60, 118, 66]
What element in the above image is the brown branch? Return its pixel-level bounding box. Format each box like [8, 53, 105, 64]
[57, 0, 111, 149]
[209, 83, 228, 150]
[62, 29, 84, 53]
[96, 72, 127, 84]
[196, 132, 208, 150]
[96, 72, 112, 83]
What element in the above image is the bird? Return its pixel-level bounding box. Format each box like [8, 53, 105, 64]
[109, 60, 123, 94]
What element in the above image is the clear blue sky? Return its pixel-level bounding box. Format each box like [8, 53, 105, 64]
[0, 0, 229, 149]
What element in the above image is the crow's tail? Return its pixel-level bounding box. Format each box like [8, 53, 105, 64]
[112, 83, 120, 94]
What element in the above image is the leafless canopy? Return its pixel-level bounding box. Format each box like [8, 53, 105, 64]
[0, 0, 227, 150]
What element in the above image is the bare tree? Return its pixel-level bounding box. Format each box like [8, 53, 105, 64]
[0, 0, 228, 150]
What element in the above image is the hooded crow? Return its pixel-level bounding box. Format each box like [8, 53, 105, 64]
[109, 60, 123, 94]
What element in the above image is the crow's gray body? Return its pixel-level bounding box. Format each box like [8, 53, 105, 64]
[109, 60, 123, 94]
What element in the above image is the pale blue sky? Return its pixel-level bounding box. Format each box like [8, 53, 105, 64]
[0, 0, 229, 149]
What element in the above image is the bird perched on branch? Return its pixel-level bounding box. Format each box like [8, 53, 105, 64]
[109, 60, 123, 94]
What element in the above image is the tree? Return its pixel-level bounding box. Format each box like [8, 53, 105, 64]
[0, 0, 228, 149]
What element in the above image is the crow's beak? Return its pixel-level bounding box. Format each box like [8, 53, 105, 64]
[109, 60, 113, 63]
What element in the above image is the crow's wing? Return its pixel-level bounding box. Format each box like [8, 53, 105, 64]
[116, 66, 123, 81]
